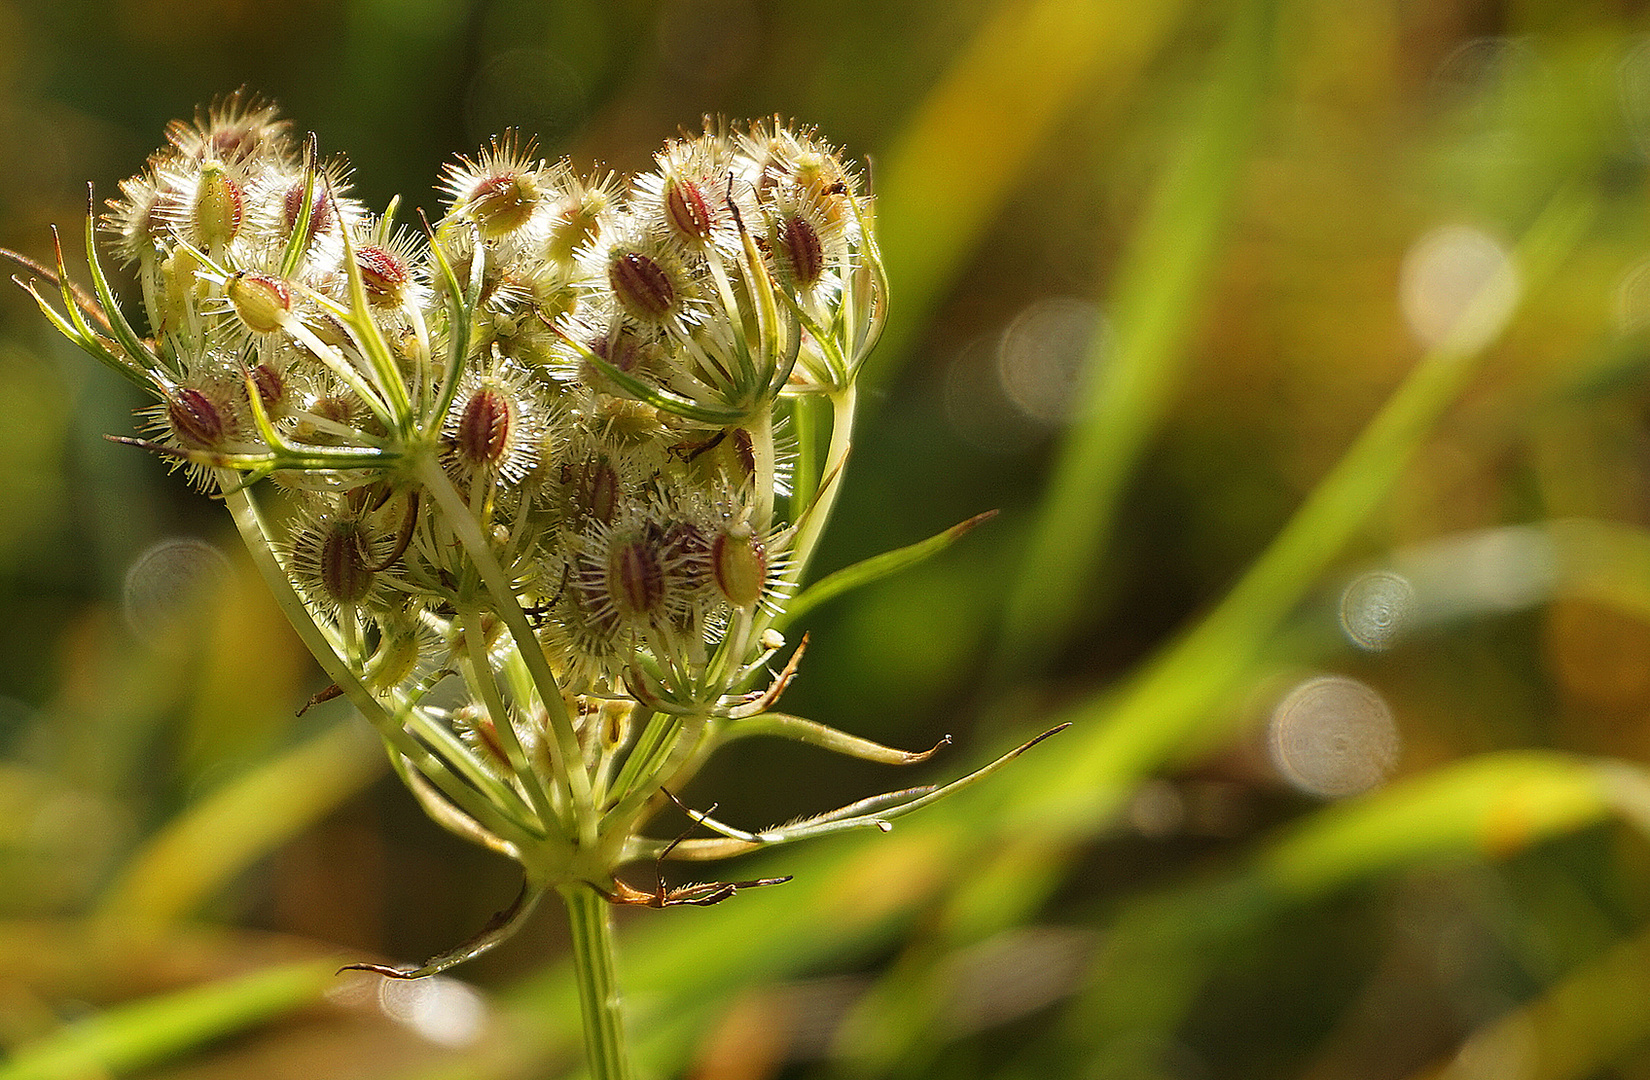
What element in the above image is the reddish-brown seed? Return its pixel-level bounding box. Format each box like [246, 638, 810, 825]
[251, 364, 285, 411]
[356, 245, 409, 304]
[608, 251, 676, 320]
[282, 183, 334, 236]
[168, 388, 227, 448]
[609, 538, 665, 619]
[585, 458, 619, 525]
[664, 178, 714, 242]
[455, 386, 511, 466]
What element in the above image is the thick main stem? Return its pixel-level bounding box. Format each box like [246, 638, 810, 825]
[561, 882, 633, 1080]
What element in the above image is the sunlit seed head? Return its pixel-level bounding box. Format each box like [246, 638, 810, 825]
[544, 170, 620, 265]
[712, 521, 766, 608]
[225, 271, 293, 334]
[167, 387, 229, 448]
[104, 169, 178, 265]
[193, 162, 244, 248]
[440, 135, 546, 239]
[166, 92, 292, 165]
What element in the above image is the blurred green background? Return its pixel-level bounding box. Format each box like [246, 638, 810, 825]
[8, 0, 1650, 1077]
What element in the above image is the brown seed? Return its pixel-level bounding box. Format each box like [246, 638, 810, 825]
[776, 213, 825, 286]
[455, 386, 511, 467]
[168, 387, 227, 448]
[319, 518, 374, 605]
[582, 458, 619, 525]
[608, 251, 676, 321]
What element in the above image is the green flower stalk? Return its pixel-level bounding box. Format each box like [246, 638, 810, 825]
[11, 93, 1060, 1079]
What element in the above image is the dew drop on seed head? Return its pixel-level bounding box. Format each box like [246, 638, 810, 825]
[1340, 571, 1415, 651]
[122, 538, 231, 637]
[1267, 676, 1399, 799]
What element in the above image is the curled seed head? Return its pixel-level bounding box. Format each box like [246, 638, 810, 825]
[194, 163, 244, 248]
[225, 271, 292, 334]
[608, 251, 676, 321]
[167, 387, 228, 448]
[664, 177, 715, 243]
[775, 213, 825, 287]
[713, 521, 766, 608]
[608, 537, 666, 620]
[454, 385, 512, 468]
[356, 244, 410, 306]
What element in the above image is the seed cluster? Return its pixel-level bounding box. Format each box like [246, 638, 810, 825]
[91, 96, 880, 710]
[20, 94, 1064, 977]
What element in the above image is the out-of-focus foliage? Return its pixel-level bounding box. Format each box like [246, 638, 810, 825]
[7, 0, 1650, 1078]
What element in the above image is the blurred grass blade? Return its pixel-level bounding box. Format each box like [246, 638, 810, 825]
[1068, 752, 1630, 1077]
[94, 720, 385, 931]
[1258, 752, 1621, 896]
[1005, 185, 1596, 840]
[0, 960, 334, 1080]
[1405, 925, 1650, 1080]
[775, 509, 997, 629]
[870, 0, 1189, 382]
[994, 0, 1280, 679]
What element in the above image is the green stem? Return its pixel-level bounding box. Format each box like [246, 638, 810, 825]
[560, 881, 633, 1080]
